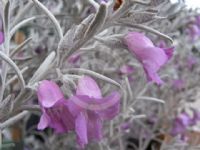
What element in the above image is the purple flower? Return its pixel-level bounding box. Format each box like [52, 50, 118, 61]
[119, 64, 134, 75]
[170, 112, 192, 137]
[120, 122, 131, 131]
[123, 32, 173, 85]
[186, 24, 200, 41]
[187, 55, 197, 69]
[190, 109, 200, 125]
[157, 40, 167, 48]
[195, 15, 200, 27]
[67, 76, 120, 148]
[37, 80, 75, 133]
[172, 79, 185, 90]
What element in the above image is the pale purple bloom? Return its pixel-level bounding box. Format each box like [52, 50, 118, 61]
[170, 112, 192, 137]
[67, 76, 120, 148]
[186, 24, 200, 41]
[195, 15, 200, 27]
[157, 40, 167, 48]
[172, 79, 185, 90]
[124, 32, 173, 85]
[119, 64, 134, 75]
[120, 122, 131, 131]
[187, 55, 197, 69]
[37, 80, 75, 133]
[190, 109, 200, 125]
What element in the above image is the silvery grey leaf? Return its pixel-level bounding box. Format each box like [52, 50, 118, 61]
[84, 3, 107, 39]
[13, 87, 34, 107]
[3, 0, 10, 37]
[0, 50, 25, 88]
[0, 94, 14, 120]
[57, 14, 94, 54]
[95, 34, 126, 49]
[10, 37, 32, 57]
[119, 11, 157, 24]
[28, 51, 56, 85]
[150, 0, 166, 6]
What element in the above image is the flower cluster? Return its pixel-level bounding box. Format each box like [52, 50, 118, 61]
[171, 110, 200, 141]
[37, 76, 120, 148]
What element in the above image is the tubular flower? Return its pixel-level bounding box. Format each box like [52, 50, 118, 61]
[170, 112, 192, 140]
[123, 32, 173, 85]
[172, 79, 185, 90]
[67, 76, 120, 148]
[37, 80, 75, 133]
[187, 24, 200, 41]
[187, 55, 197, 69]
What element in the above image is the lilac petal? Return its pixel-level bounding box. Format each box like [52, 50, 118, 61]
[124, 32, 154, 51]
[46, 99, 75, 133]
[187, 55, 197, 69]
[87, 111, 103, 141]
[179, 112, 192, 126]
[75, 112, 88, 148]
[171, 119, 186, 136]
[196, 16, 200, 26]
[157, 40, 166, 48]
[97, 91, 120, 120]
[37, 113, 50, 130]
[172, 79, 185, 90]
[55, 99, 75, 131]
[190, 109, 200, 125]
[138, 47, 168, 69]
[0, 31, 4, 44]
[120, 65, 134, 75]
[164, 47, 174, 60]
[121, 122, 131, 131]
[37, 80, 64, 108]
[69, 92, 120, 115]
[187, 24, 200, 41]
[76, 76, 102, 99]
[139, 47, 169, 84]
[143, 60, 164, 85]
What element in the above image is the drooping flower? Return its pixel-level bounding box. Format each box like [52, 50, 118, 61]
[186, 55, 197, 70]
[190, 109, 200, 125]
[37, 80, 75, 133]
[157, 40, 167, 48]
[123, 32, 173, 85]
[170, 112, 192, 138]
[67, 76, 120, 148]
[186, 24, 200, 41]
[172, 79, 185, 90]
[120, 122, 131, 131]
[195, 15, 200, 27]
